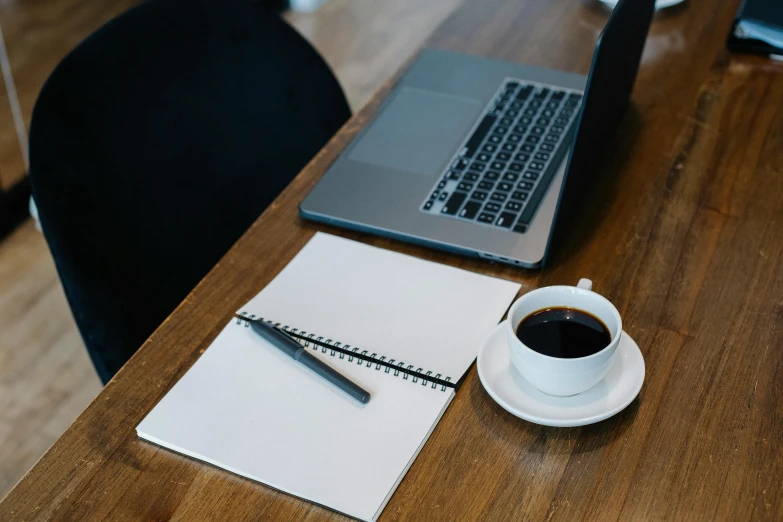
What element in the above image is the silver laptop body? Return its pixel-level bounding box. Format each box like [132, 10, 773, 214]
[300, 0, 655, 268]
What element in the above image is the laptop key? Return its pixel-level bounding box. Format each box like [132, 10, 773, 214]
[441, 192, 466, 215]
[510, 101, 524, 110]
[518, 153, 562, 227]
[470, 190, 488, 201]
[462, 114, 496, 158]
[454, 158, 469, 170]
[551, 90, 566, 100]
[501, 117, 513, 126]
[523, 108, 537, 117]
[537, 117, 550, 126]
[515, 153, 530, 162]
[496, 212, 518, 228]
[423, 200, 433, 210]
[513, 223, 528, 233]
[470, 162, 486, 171]
[477, 153, 491, 162]
[529, 161, 545, 170]
[489, 135, 502, 144]
[457, 182, 474, 192]
[503, 172, 519, 182]
[511, 191, 529, 201]
[497, 152, 511, 161]
[491, 162, 506, 170]
[459, 201, 482, 220]
[477, 212, 496, 224]
[507, 134, 523, 143]
[502, 142, 516, 152]
[516, 85, 533, 100]
[509, 162, 525, 171]
[493, 126, 508, 135]
[497, 182, 513, 191]
[482, 143, 497, 153]
[525, 135, 540, 144]
[484, 202, 502, 212]
[437, 180, 446, 189]
[539, 143, 554, 152]
[490, 192, 508, 202]
[534, 87, 550, 99]
[534, 152, 550, 161]
[544, 134, 559, 143]
[523, 171, 540, 180]
[439, 191, 449, 201]
[531, 126, 545, 135]
[555, 117, 569, 125]
[521, 144, 535, 153]
[478, 180, 494, 190]
[484, 171, 500, 181]
[506, 201, 522, 211]
[514, 125, 528, 134]
[518, 181, 534, 190]
[447, 170, 461, 180]
[529, 100, 542, 109]
[542, 109, 556, 118]
[464, 172, 480, 181]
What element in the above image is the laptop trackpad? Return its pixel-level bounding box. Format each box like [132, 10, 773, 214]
[348, 87, 483, 176]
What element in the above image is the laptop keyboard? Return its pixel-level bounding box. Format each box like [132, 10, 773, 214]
[420, 79, 583, 233]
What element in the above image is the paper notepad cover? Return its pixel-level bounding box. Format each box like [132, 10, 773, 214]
[137, 233, 520, 521]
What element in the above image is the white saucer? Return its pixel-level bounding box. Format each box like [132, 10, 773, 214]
[477, 322, 645, 427]
[598, 0, 685, 9]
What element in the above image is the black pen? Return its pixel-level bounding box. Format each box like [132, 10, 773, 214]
[248, 319, 371, 404]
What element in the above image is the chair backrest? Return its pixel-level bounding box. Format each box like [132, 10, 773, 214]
[28, 0, 350, 383]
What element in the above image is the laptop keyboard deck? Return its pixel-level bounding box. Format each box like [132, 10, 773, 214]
[420, 78, 583, 233]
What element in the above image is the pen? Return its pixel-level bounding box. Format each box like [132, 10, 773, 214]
[248, 319, 371, 404]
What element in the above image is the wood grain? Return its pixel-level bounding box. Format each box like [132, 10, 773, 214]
[284, 0, 461, 111]
[3, 0, 783, 519]
[0, 221, 101, 496]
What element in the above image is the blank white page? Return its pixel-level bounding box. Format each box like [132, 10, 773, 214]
[137, 233, 520, 521]
[138, 322, 454, 521]
[240, 232, 521, 381]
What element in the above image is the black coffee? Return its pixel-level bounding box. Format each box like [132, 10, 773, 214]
[515, 307, 611, 359]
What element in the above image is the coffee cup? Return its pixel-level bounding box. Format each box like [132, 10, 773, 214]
[506, 279, 622, 396]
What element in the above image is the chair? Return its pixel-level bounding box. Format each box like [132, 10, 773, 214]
[28, 0, 351, 383]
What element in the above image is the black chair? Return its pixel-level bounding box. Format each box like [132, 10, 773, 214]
[28, 0, 350, 383]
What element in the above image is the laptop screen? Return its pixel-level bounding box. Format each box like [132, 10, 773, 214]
[544, 0, 656, 266]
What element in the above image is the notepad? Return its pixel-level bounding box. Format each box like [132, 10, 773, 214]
[136, 233, 520, 521]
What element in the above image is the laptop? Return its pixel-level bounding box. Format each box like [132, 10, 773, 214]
[300, 0, 656, 268]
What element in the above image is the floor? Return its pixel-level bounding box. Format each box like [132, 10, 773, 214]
[0, 0, 461, 500]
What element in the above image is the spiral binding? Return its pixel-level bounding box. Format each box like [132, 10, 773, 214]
[235, 312, 454, 391]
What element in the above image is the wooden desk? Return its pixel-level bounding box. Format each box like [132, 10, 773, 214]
[3, 0, 782, 519]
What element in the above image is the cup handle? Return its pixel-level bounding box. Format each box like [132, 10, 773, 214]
[577, 278, 593, 291]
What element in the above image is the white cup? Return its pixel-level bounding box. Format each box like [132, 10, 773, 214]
[506, 279, 622, 397]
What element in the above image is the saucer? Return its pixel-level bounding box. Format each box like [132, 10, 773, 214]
[598, 0, 685, 9]
[477, 321, 645, 427]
